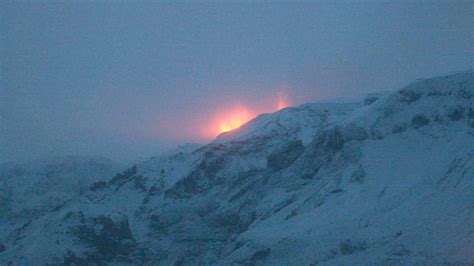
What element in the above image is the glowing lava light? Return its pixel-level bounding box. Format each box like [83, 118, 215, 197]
[209, 92, 292, 137]
[277, 91, 290, 110]
[217, 106, 251, 134]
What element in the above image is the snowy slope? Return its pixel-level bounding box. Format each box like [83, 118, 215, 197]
[0, 71, 473, 265]
[0, 156, 120, 241]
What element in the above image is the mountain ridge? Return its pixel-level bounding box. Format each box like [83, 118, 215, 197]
[1, 71, 473, 265]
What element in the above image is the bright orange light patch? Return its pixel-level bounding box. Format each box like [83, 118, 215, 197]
[216, 107, 251, 134]
[206, 92, 293, 138]
[145, 88, 296, 142]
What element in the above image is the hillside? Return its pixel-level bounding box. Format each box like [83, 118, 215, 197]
[0, 156, 120, 242]
[1, 71, 473, 265]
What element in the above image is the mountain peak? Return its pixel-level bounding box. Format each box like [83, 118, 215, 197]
[1, 72, 473, 265]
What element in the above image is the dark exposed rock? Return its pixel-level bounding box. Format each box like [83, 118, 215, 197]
[197, 155, 226, 178]
[297, 126, 365, 181]
[248, 248, 271, 264]
[69, 215, 136, 263]
[267, 140, 305, 171]
[411, 114, 430, 128]
[142, 196, 150, 205]
[399, 89, 422, 104]
[209, 206, 257, 235]
[149, 214, 169, 234]
[468, 107, 474, 119]
[62, 249, 108, 266]
[165, 154, 228, 199]
[343, 124, 369, 141]
[228, 183, 254, 202]
[300, 171, 319, 179]
[133, 175, 147, 192]
[364, 95, 380, 105]
[350, 166, 366, 183]
[370, 128, 384, 140]
[273, 196, 296, 214]
[109, 165, 138, 186]
[89, 181, 107, 192]
[392, 123, 407, 134]
[447, 106, 465, 121]
[457, 84, 472, 99]
[391, 244, 411, 256]
[147, 184, 162, 196]
[427, 90, 452, 97]
[317, 128, 345, 153]
[64, 211, 86, 223]
[165, 171, 206, 199]
[339, 239, 367, 255]
[285, 209, 298, 220]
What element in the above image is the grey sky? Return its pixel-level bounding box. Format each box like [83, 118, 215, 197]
[1, 1, 473, 163]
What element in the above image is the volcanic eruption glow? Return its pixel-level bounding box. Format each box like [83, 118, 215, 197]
[212, 92, 291, 136]
[149, 91, 293, 142]
[277, 92, 290, 110]
[216, 106, 251, 134]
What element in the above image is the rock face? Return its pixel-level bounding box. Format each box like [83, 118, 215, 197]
[1, 71, 473, 265]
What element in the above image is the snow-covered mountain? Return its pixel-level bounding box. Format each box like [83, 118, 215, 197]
[1, 71, 473, 265]
[0, 156, 120, 242]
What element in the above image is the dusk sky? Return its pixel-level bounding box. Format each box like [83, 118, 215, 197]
[2, 1, 473, 163]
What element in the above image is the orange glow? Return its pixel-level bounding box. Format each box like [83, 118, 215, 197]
[277, 97, 288, 110]
[216, 106, 252, 134]
[147, 90, 295, 142]
[206, 92, 293, 137]
[277, 91, 290, 110]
